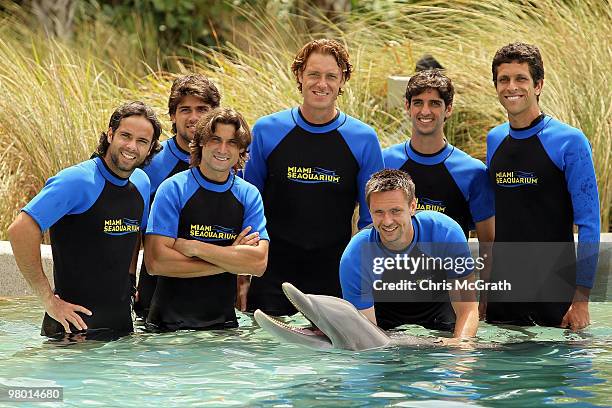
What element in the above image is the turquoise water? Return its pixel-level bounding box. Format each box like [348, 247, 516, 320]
[0, 298, 611, 407]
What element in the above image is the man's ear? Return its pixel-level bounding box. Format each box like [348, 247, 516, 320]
[444, 103, 453, 120]
[534, 79, 544, 96]
[106, 128, 113, 143]
[297, 70, 304, 93]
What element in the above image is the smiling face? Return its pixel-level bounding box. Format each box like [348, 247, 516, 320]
[495, 61, 543, 127]
[407, 88, 452, 139]
[298, 52, 345, 123]
[104, 116, 154, 178]
[171, 95, 212, 150]
[198, 122, 243, 182]
[369, 189, 416, 251]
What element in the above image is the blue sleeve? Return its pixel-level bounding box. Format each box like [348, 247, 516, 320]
[22, 161, 102, 231]
[144, 143, 179, 194]
[445, 150, 495, 223]
[129, 168, 151, 229]
[538, 122, 600, 287]
[146, 177, 186, 239]
[339, 118, 384, 229]
[382, 142, 408, 169]
[486, 123, 509, 168]
[244, 110, 295, 192]
[340, 230, 374, 309]
[234, 181, 270, 241]
[419, 212, 474, 279]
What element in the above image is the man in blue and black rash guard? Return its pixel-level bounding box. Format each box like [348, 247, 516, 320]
[485, 42, 600, 329]
[144, 107, 269, 331]
[383, 70, 495, 319]
[134, 74, 221, 319]
[244, 39, 384, 316]
[340, 170, 479, 344]
[8, 101, 163, 338]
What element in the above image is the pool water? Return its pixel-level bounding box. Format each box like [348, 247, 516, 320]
[1, 298, 611, 407]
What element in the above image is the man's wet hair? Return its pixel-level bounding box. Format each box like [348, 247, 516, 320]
[366, 169, 416, 207]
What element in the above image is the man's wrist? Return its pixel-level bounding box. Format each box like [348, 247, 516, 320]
[573, 286, 591, 303]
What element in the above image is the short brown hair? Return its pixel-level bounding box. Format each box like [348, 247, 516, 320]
[492, 42, 544, 85]
[291, 39, 353, 95]
[168, 74, 221, 134]
[405, 69, 454, 108]
[96, 101, 163, 167]
[190, 107, 251, 171]
[365, 169, 416, 207]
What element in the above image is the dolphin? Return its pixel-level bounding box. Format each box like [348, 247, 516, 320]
[254, 282, 488, 351]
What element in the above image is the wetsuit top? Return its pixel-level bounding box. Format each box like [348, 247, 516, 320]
[145, 167, 269, 330]
[144, 136, 190, 196]
[244, 107, 384, 250]
[340, 210, 473, 330]
[487, 114, 600, 288]
[23, 157, 150, 335]
[384, 141, 494, 236]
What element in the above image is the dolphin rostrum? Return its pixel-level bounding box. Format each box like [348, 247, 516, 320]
[254, 282, 494, 351]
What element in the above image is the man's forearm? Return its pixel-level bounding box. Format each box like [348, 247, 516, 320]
[129, 234, 142, 275]
[452, 303, 479, 337]
[178, 239, 268, 276]
[573, 286, 591, 303]
[7, 213, 55, 305]
[144, 236, 226, 278]
[475, 217, 494, 283]
[450, 274, 479, 337]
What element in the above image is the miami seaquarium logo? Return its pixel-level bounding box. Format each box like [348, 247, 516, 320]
[495, 171, 538, 187]
[287, 166, 340, 184]
[416, 197, 446, 213]
[103, 218, 140, 235]
[190, 224, 238, 242]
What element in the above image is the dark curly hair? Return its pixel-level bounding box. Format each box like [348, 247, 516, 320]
[95, 101, 163, 167]
[291, 39, 352, 95]
[492, 42, 544, 85]
[168, 74, 221, 135]
[405, 69, 454, 108]
[190, 107, 251, 172]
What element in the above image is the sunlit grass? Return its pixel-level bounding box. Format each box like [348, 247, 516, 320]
[0, 0, 609, 239]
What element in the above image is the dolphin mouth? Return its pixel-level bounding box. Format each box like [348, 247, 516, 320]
[253, 310, 333, 349]
[253, 283, 334, 349]
[256, 310, 327, 337]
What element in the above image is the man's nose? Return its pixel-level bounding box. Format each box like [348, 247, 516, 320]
[382, 212, 393, 225]
[126, 138, 138, 151]
[218, 141, 229, 153]
[189, 110, 200, 121]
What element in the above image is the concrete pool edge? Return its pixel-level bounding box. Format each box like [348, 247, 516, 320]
[0, 241, 144, 297]
[1, 235, 610, 296]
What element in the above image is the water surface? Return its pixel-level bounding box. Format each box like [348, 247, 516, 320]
[0, 298, 610, 407]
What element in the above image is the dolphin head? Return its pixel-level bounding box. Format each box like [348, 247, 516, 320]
[254, 282, 391, 351]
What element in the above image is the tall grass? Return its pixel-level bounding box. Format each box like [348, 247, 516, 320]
[0, 0, 609, 239]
